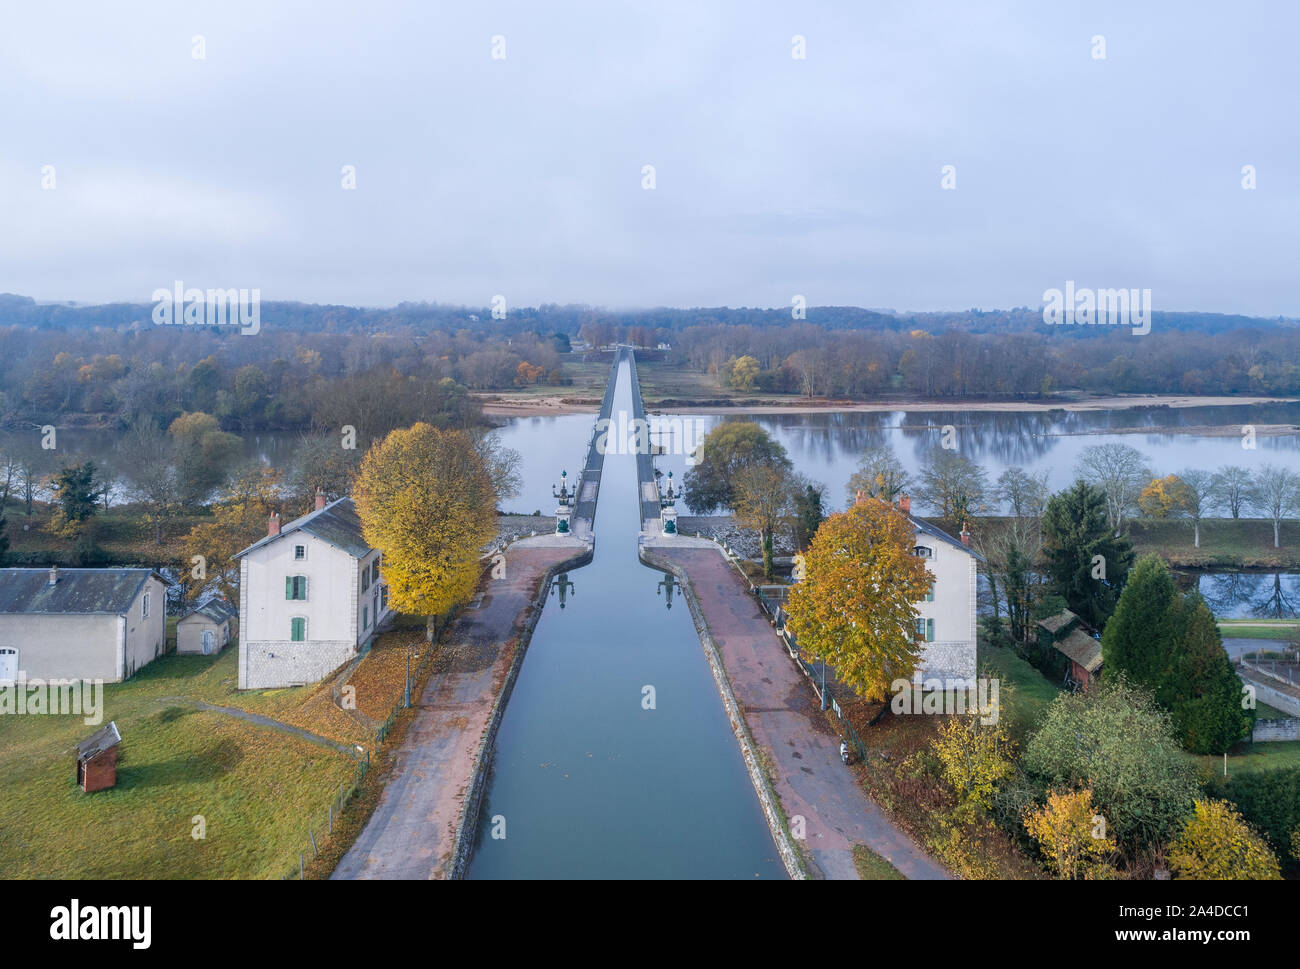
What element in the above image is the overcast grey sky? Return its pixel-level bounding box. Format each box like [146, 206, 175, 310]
[1, 1, 1295, 315]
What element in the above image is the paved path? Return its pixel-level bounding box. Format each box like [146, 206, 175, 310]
[654, 544, 950, 880]
[332, 543, 586, 880]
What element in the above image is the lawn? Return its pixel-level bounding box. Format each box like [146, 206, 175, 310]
[0, 651, 360, 879]
[977, 642, 1062, 739]
[1128, 518, 1300, 569]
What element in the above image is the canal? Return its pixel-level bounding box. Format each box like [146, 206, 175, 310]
[467, 357, 786, 879]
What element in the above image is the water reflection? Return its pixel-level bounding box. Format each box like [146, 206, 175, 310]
[1189, 571, 1300, 620]
[656, 572, 677, 610]
[549, 572, 576, 610]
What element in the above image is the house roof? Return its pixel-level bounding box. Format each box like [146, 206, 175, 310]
[234, 497, 371, 561]
[76, 721, 121, 762]
[1055, 628, 1104, 673]
[0, 568, 164, 616]
[907, 514, 986, 563]
[181, 597, 237, 624]
[1035, 609, 1079, 635]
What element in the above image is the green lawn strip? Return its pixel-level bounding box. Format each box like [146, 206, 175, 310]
[976, 643, 1062, 738]
[851, 843, 905, 880]
[1197, 741, 1300, 780]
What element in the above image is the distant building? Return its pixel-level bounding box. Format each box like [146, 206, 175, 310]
[177, 598, 237, 656]
[76, 721, 121, 793]
[0, 567, 169, 682]
[234, 493, 391, 690]
[858, 493, 980, 685]
[1035, 609, 1102, 689]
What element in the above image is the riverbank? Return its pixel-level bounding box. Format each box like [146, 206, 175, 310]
[331, 536, 590, 880]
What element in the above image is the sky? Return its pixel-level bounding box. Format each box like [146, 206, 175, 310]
[1, 1, 1296, 315]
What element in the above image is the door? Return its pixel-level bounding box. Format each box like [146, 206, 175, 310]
[201, 630, 215, 656]
[0, 648, 17, 682]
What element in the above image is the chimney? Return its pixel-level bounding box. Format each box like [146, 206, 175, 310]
[268, 512, 281, 537]
[314, 488, 327, 512]
[898, 493, 911, 514]
[960, 522, 971, 547]
[48, 565, 59, 586]
[855, 489, 866, 506]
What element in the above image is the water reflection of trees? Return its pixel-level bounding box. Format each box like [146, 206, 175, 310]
[1194, 572, 1300, 620]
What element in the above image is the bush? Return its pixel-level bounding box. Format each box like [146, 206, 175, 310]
[1168, 799, 1281, 880]
[1205, 766, 1300, 869]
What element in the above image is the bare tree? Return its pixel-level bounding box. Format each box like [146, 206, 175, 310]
[1210, 465, 1253, 518]
[846, 444, 911, 504]
[1177, 468, 1215, 549]
[916, 449, 989, 522]
[1250, 464, 1299, 549]
[996, 466, 1050, 520]
[1075, 443, 1149, 535]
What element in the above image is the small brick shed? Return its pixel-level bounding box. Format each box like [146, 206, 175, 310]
[76, 721, 121, 793]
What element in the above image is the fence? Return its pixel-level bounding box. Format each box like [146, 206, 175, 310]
[283, 749, 370, 880]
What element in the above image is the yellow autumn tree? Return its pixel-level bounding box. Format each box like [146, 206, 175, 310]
[932, 716, 1016, 814]
[353, 423, 497, 618]
[1023, 788, 1117, 880]
[1168, 799, 1282, 880]
[784, 498, 931, 701]
[1138, 474, 1190, 519]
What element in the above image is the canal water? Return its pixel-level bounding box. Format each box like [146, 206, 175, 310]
[467, 360, 786, 879]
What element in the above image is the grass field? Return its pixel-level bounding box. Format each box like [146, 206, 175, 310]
[0, 650, 360, 879]
[3, 503, 208, 568]
[976, 642, 1062, 739]
[1129, 518, 1300, 569]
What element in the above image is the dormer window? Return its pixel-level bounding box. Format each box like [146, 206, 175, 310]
[913, 545, 933, 558]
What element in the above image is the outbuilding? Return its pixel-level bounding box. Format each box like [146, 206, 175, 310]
[177, 598, 237, 655]
[76, 721, 122, 792]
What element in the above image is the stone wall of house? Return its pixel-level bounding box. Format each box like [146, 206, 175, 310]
[240, 639, 356, 690]
[919, 641, 976, 684]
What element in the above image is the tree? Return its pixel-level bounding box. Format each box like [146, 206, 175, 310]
[46, 462, 102, 538]
[1041, 480, 1134, 629]
[354, 423, 498, 620]
[846, 444, 911, 504]
[1168, 800, 1282, 880]
[1176, 468, 1215, 549]
[733, 463, 795, 579]
[932, 716, 1016, 814]
[182, 464, 282, 602]
[790, 477, 826, 552]
[287, 433, 362, 510]
[1211, 465, 1253, 519]
[916, 449, 988, 522]
[727, 355, 760, 392]
[1250, 463, 1299, 549]
[784, 499, 931, 701]
[1102, 554, 1178, 686]
[1023, 678, 1199, 848]
[118, 420, 181, 544]
[1137, 474, 1189, 519]
[996, 467, 1050, 520]
[682, 422, 790, 514]
[168, 411, 242, 506]
[1076, 443, 1149, 535]
[469, 430, 522, 505]
[1023, 789, 1117, 880]
[1163, 593, 1253, 754]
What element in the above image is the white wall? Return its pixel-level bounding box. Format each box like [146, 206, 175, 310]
[124, 577, 168, 677]
[243, 534, 358, 645]
[912, 534, 977, 683]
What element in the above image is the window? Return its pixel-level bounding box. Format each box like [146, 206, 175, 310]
[286, 576, 308, 600]
[373, 591, 379, 623]
[914, 618, 935, 642]
[361, 567, 370, 593]
[0, 647, 17, 682]
[362, 606, 369, 630]
[142, 592, 150, 619]
[290, 617, 306, 642]
[913, 545, 933, 558]
[924, 585, 934, 602]
[372, 558, 380, 582]
[380, 585, 388, 611]
[294, 545, 307, 561]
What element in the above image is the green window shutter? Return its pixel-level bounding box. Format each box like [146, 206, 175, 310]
[927, 618, 935, 642]
[290, 617, 305, 641]
[286, 576, 293, 599]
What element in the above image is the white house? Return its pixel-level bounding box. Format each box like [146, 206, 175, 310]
[177, 597, 237, 656]
[0, 567, 169, 682]
[234, 494, 391, 690]
[895, 493, 980, 685]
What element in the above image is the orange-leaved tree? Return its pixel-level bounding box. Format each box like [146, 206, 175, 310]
[784, 498, 931, 701]
[353, 423, 497, 619]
